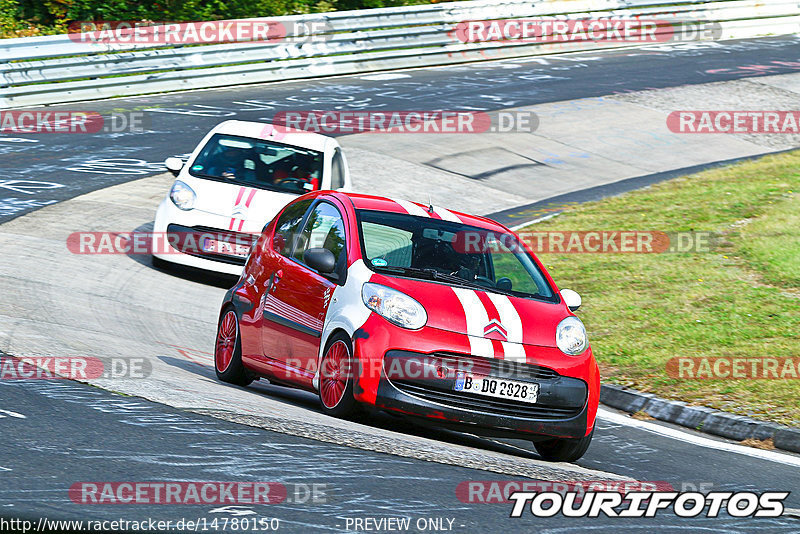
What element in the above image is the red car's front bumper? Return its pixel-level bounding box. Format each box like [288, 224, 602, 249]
[350, 314, 599, 441]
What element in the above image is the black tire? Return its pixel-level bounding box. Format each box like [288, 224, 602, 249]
[534, 429, 594, 462]
[214, 307, 253, 386]
[318, 333, 358, 418]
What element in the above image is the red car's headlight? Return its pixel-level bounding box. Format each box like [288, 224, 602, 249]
[556, 316, 588, 355]
[362, 282, 427, 330]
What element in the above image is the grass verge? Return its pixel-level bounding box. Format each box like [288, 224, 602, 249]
[524, 150, 800, 426]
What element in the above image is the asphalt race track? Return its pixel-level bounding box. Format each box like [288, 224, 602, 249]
[1, 35, 800, 533]
[2, 371, 799, 532]
[3, 36, 800, 222]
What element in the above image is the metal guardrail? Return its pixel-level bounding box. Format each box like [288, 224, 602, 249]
[1, 0, 798, 108]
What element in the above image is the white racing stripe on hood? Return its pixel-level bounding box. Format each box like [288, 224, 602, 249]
[486, 292, 526, 363]
[485, 293, 527, 362]
[451, 287, 494, 359]
[500, 342, 526, 363]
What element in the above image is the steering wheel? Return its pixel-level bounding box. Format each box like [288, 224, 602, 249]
[275, 177, 305, 186]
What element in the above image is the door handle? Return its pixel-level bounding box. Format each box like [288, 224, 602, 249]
[268, 269, 283, 292]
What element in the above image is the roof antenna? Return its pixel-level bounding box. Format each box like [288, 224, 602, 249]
[427, 194, 434, 214]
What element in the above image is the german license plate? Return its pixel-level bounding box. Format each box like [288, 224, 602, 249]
[453, 372, 539, 404]
[203, 238, 250, 257]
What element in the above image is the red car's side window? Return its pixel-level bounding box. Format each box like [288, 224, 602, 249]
[272, 199, 312, 256]
[291, 202, 347, 269]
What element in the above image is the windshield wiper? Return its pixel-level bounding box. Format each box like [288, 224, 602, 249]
[372, 265, 436, 280]
[372, 266, 516, 296]
[192, 172, 233, 181]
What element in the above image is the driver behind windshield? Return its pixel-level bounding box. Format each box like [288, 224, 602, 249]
[413, 236, 482, 281]
[272, 157, 295, 183]
[189, 134, 325, 193]
[206, 147, 248, 179]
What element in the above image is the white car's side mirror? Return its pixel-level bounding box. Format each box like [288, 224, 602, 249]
[561, 289, 581, 312]
[165, 157, 184, 176]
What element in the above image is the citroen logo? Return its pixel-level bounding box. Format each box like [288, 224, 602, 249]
[483, 319, 507, 341]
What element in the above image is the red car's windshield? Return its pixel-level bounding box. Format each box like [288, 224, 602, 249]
[357, 209, 557, 302]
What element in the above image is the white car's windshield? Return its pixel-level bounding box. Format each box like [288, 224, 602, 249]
[357, 209, 557, 302]
[189, 133, 324, 194]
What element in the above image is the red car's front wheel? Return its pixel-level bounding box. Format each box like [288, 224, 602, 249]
[214, 308, 252, 386]
[319, 334, 357, 417]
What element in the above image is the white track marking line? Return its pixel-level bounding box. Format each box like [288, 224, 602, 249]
[510, 212, 560, 231]
[598, 407, 800, 467]
[359, 73, 411, 80]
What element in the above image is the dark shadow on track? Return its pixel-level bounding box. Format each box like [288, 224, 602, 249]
[157, 355, 218, 380]
[126, 221, 240, 290]
[159, 347, 545, 458]
[223, 373, 544, 459]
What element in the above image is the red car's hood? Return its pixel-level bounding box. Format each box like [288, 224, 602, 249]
[370, 274, 566, 348]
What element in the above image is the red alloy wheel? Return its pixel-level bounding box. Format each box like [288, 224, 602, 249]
[215, 310, 237, 373]
[320, 340, 349, 409]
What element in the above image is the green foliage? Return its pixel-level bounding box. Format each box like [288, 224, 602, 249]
[0, 0, 22, 35]
[2, 0, 70, 36]
[3, 0, 451, 36]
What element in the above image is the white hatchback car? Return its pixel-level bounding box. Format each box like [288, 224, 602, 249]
[152, 120, 351, 275]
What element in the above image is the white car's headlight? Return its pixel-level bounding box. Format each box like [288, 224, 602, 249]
[169, 180, 196, 210]
[362, 282, 427, 330]
[556, 316, 588, 355]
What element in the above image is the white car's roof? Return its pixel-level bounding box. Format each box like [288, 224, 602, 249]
[211, 120, 334, 152]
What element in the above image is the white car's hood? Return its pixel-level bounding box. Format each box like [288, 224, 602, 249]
[184, 176, 299, 232]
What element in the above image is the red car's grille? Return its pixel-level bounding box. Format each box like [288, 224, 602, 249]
[383, 351, 585, 421]
[432, 352, 561, 380]
[391, 380, 582, 419]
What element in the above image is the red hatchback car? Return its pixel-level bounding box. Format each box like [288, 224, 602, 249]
[215, 191, 599, 461]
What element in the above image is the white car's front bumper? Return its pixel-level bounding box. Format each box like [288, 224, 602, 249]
[152, 198, 251, 276]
